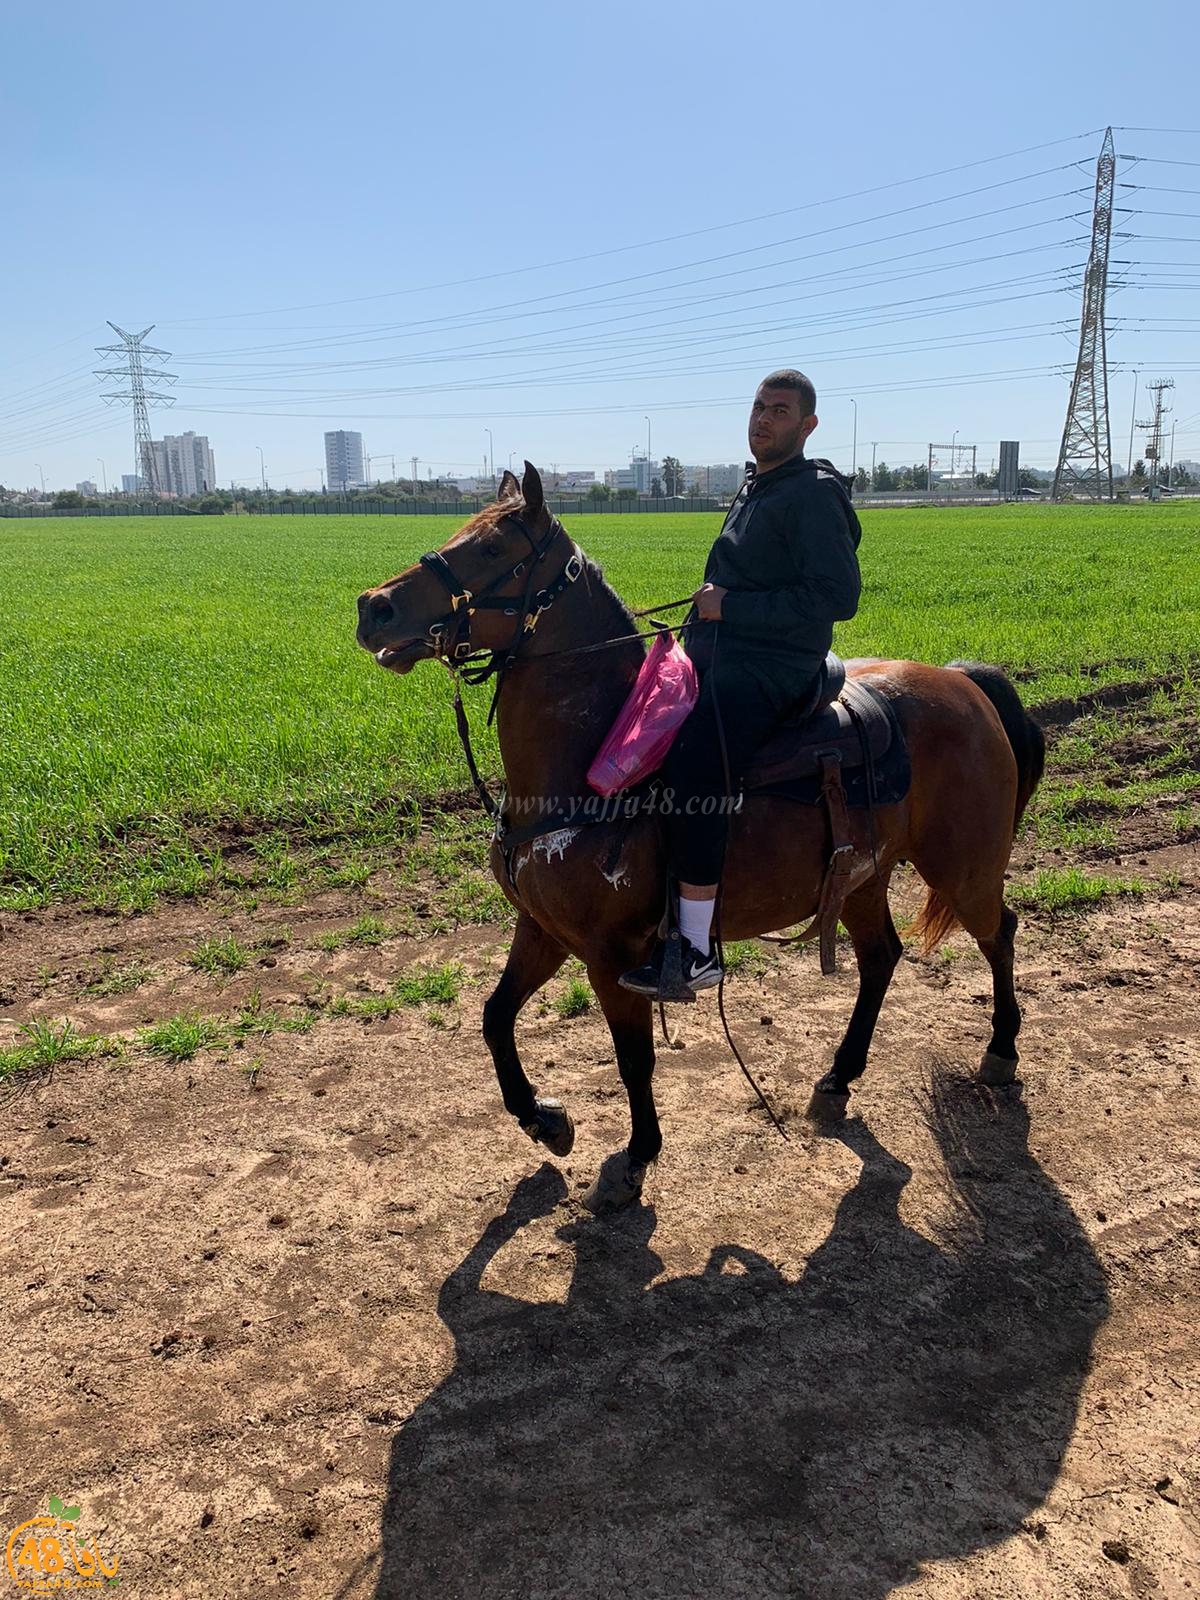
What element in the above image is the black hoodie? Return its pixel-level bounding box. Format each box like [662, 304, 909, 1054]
[685, 454, 862, 686]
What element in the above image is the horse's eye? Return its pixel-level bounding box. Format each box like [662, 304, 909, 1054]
[483, 542, 503, 559]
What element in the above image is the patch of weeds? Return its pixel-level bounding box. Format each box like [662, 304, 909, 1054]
[187, 935, 250, 976]
[139, 1012, 224, 1062]
[0, 1019, 109, 1083]
[1009, 867, 1147, 914]
[721, 940, 775, 979]
[394, 962, 464, 1007]
[318, 915, 390, 952]
[1171, 805, 1199, 837]
[441, 872, 512, 926]
[83, 958, 152, 997]
[426, 1009, 446, 1029]
[232, 990, 316, 1040]
[240, 1056, 264, 1090]
[252, 835, 300, 897]
[554, 978, 592, 1018]
[326, 856, 375, 890]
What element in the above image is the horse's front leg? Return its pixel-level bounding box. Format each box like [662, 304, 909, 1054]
[579, 961, 660, 1213]
[481, 911, 574, 1155]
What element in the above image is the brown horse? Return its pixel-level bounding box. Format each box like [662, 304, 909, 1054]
[356, 463, 1044, 1211]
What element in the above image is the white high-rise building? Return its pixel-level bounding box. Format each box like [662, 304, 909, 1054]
[151, 433, 216, 497]
[325, 430, 366, 491]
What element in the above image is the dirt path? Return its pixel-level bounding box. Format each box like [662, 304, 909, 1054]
[2, 783, 1197, 1596]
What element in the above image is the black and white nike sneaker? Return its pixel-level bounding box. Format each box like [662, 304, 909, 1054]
[680, 937, 723, 992]
[619, 937, 723, 998]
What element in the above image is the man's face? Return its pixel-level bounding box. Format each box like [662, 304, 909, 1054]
[748, 386, 818, 467]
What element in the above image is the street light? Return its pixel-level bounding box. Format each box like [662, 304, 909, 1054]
[849, 399, 858, 478]
[484, 429, 494, 483]
[951, 429, 959, 498]
[644, 415, 651, 464]
[96, 458, 107, 494]
[870, 442, 878, 491]
[256, 445, 266, 491]
[35, 463, 45, 494]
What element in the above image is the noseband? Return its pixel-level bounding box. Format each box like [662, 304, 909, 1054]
[417, 512, 583, 680]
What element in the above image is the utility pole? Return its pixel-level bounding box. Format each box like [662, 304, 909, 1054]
[94, 323, 176, 496]
[1126, 371, 1139, 483]
[411, 455, 419, 495]
[96, 458, 107, 494]
[1137, 379, 1174, 501]
[849, 398, 857, 479]
[1052, 127, 1116, 500]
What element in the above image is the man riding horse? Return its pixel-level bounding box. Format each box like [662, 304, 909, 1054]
[620, 369, 862, 999]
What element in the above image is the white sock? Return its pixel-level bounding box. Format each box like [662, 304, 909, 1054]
[679, 896, 715, 957]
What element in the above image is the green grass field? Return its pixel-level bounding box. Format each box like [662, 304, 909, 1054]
[1, 502, 1196, 911]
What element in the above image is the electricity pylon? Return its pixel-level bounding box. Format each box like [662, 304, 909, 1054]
[1052, 128, 1116, 501]
[95, 323, 176, 496]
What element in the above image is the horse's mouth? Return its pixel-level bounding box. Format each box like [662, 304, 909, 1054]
[372, 639, 432, 674]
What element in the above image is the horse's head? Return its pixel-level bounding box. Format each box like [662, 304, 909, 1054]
[356, 461, 573, 674]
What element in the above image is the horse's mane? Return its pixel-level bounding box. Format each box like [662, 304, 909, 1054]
[578, 549, 637, 632]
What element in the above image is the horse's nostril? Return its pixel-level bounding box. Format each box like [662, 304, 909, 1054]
[359, 590, 393, 631]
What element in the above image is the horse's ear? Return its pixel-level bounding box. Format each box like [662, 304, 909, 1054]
[496, 469, 521, 503]
[520, 461, 544, 517]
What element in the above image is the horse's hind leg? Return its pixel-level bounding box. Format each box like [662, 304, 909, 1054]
[579, 962, 660, 1213]
[808, 875, 902, 1122]
[975, 903, 1021, 1084]
[925, 875, 1022, 1084]
[481, 912, 574, 1155]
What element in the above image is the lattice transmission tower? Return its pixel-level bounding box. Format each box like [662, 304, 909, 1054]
[94, 323, 176, 495]
[1052, 128, 1116, 501]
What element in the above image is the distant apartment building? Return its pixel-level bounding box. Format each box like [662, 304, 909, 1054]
[683, 463, 745, 496]
[540, 470, 596, 493]
[325, 430, 366, 492]
[76, 480, 98, 496]
[150, 433, 216, 497]
[121, 474, 143, 495]
[604, 455, 660, 493]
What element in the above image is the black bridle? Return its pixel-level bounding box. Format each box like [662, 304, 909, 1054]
[417, 512, 583, 684]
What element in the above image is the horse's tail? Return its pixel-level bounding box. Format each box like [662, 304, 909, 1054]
[946, 660, 1046, 829]
[910, 662, 1045, 956]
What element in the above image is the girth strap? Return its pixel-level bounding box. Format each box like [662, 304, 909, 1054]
[764, 749, 857, 974]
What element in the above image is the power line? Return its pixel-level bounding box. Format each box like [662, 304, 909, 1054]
[163, 131, 1106, 326]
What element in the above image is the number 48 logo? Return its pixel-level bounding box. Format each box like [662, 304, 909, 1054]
[5, 1496, 120, 1587]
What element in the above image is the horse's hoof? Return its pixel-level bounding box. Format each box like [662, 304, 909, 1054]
[522, 1098, 576, 1157]
[580, 1150, 646, 1214]
[979, 1051, 1019, 1086]
[806, 1073, 850, 1122]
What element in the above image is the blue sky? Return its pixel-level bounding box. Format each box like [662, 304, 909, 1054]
[3, 0, 1198, 491]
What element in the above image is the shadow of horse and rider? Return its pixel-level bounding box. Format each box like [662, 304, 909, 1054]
[335, 1073, 1107, 1600]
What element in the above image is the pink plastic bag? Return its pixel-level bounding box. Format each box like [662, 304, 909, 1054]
[587, 629, 699, 797]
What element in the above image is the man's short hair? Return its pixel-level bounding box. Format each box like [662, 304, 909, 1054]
[758, 369, 817, 417]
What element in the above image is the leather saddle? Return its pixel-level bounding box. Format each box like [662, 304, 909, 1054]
[743, 652, 894, 793]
